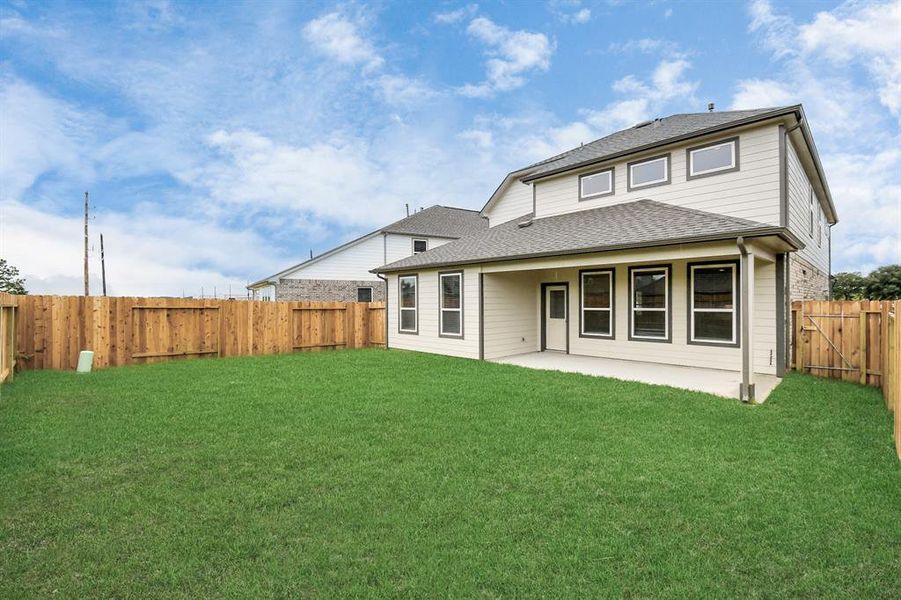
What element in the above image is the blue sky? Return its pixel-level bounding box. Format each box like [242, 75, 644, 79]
[1, 0, 898, 296]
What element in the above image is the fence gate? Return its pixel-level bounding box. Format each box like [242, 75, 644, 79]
[792, 300, 884, 387]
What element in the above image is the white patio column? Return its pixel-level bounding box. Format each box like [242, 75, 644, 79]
[738, 238, 756, 401]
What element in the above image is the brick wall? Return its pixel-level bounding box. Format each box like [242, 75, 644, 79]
[789, 255, 829, 300]
[276, 279, 387, 302]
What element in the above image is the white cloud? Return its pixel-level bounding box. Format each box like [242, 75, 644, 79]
[458, 17, 554, 97]
[434, 4, 479, 24]
[730, 78, 796, 110]
[798, 1, 901, 116]
[0, 200, 284, 296]
[739, 0, 901, 273]
[302, 12, 384, 71]
[0, 76, 98, 200]
[549, 0, 591, 24]
[608, 38, 678, 54]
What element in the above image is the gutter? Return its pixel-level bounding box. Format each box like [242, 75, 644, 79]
[737, 237, 754, 402]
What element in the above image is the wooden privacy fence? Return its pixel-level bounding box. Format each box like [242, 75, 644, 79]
[0, 296, 16, 382]
[1, 294, 385, 372]
[792, 299, 901, 460]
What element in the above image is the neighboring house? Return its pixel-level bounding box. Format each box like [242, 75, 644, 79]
[374, 105, 838, 401]
[247, 206, 487, 302]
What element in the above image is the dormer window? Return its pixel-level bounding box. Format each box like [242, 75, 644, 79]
[579, 168, 614, 200]
[687, 137, 739, 179]
[412, 239, 428, 254]
[628, 154, 670, 191]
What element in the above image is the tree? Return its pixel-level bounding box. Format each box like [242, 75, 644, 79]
[864, 264, 901, 300]
[0, 259, 27, 294]
[831, 271, 867, 300]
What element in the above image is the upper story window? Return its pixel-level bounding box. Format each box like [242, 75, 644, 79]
[579, 168, 614, 200]
[629, 265, 670, 342]
[628, 154, 670, 191]
[439, 272, 463, 337]
[399, 275, 418, 334]
[687, 137, 739, 179]
[412, 239, 428, 254]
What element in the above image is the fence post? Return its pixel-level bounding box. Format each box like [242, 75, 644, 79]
[859, 311, 867, 385]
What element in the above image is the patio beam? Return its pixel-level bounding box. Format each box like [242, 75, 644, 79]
[738, 237, 755, 401]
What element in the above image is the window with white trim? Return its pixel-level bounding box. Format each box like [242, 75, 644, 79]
[399, 275, 417, 333]
[690, 263, 737, 344]
[412, 239, 428, 254]
[688, 139, 737, 177]
[630, 266, 669, 340]
[439, 272, 462, 337]
[629, 155, 669, 189]
[579, 169, 613, 199]
[357, 287, 373, 302]
[581, 270, 613, 337]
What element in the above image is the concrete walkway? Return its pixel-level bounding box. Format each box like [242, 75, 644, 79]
[492, 352, 781, 401]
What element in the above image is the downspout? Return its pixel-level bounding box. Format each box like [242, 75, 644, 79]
[737, 237, 754, 402]
[376, 273, 389, 350]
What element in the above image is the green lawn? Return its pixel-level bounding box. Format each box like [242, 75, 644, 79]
[1, 350, 899, 598]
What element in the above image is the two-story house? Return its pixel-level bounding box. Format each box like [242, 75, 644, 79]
[247, 205, 487, 302]
[374, 106, 837, 401]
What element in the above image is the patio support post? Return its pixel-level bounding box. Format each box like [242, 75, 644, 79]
[738, 237, 756, 401]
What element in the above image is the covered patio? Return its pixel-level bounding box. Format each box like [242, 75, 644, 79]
[492, 352, 782, 400]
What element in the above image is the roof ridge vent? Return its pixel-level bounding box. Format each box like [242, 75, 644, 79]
[632, 119, 653, 129]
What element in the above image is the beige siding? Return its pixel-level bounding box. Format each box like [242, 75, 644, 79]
[754, 258, 777, 375]
[480, 255, 777, 376]
[534, 124, 781, 226]
[786, 138, 830, 274]
[484, 180, 533, 227]
[386, 268, 480, 359]
[483, 271, 542, 359]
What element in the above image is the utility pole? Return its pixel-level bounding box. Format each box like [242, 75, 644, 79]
[100, 233, 107, 296]
[83, 191, 90, 296]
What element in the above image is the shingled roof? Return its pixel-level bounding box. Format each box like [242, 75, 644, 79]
[374, 200, 802, 273]
[380, 205, 487, 238]
[521, 106, 796, 182]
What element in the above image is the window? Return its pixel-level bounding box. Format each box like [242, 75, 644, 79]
[809, 188, 815, 237]
[630, 266, 669, 341]
[689, 263, 738, 345]
[580, 270, 614, 337]
[439, 272, 463, 337]
[579, 168, 614, 200]
[687, 137, 738, 179]
[628, 155, 669, 190]
[398, 275, 417, 333]
[549, 289, 566, 319]
[818, 211, 822, 247]
[357, 287, 373, 302]
[412, 239, 428, 254]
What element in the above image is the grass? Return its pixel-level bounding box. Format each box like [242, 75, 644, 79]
[1, 349, 899, 598]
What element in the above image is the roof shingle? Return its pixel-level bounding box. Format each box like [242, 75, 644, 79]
[522, 107, 794, 180]
[380, 205, 487, 238]
[375, 200, 798, 272]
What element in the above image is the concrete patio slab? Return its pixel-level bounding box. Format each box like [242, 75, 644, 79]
[492, 352, 781, 401]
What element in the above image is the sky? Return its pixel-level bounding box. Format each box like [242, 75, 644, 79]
[0, 0, 898, 297]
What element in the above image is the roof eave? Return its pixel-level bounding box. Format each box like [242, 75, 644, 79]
[520, 105, 803, 184]
[373, 227, 801, 274]
[792, 105, 838, 224]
